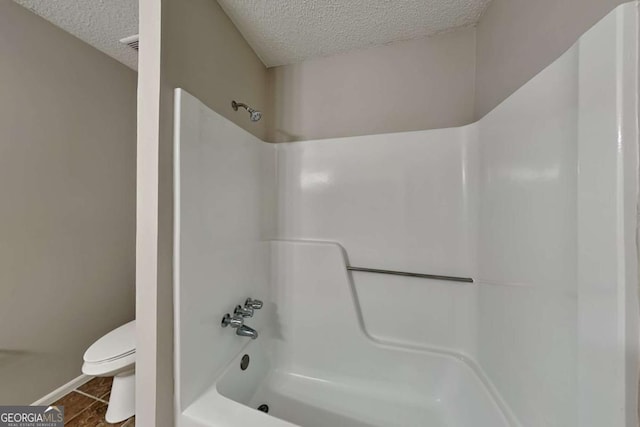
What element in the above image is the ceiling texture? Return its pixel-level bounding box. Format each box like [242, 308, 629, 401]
[13, 0, 138, 70]
[217, 0, 492, 67]
[12, 0, 492, 70]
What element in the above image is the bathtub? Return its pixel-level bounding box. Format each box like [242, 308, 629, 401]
[184, 340, 509, 427]
[180, 241, 510, 427]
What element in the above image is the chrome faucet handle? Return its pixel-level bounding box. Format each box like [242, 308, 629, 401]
[221, 313, 244, 328]
[245, 298, 263, 310]
[234, 305, 254, 318]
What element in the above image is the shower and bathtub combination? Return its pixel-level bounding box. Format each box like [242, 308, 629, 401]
[174, 5, 640, 427]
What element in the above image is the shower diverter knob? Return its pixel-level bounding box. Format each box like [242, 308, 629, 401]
[245, 298, 263, 310]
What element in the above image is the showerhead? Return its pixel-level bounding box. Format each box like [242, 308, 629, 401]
[248, 108, 262, 122]
[231, 100, 262, 122]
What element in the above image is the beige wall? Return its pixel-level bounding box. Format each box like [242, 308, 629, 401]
[268, 28, 476, 142]
[0, 0, 136, 404]
[136, 0, 270, 424]
[268, 0, 628, 138]
[475, 0, 626, 118]
[163, 0, 270, 141]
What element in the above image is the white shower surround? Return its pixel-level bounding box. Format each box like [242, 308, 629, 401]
[174, 4, 640, 427]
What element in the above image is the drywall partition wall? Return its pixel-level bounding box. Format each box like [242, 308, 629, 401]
[137, 0, 164, 424]
[174, 89, 277, 411]
[268, 28, 476, 142]
[137, 0, 271, 423]
[276, 127, 478, 356]
[0, 1, 136, 404]
[474, 0, 629, 118]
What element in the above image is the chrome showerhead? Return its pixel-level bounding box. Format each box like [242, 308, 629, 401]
[248, 109, 262, 122]
[231, 100, 262, 122]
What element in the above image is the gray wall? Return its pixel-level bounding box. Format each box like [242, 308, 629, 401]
[0, 0, 136, 404]
[475, 0, 626, 118]
[268, 28, 476, 142]
[136, 0, 270, 424]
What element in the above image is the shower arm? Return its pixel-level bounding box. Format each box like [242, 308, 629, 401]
[231, 100, 262, 122]
[231, 101, 249, 111]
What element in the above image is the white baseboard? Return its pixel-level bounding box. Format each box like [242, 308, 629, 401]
[31, 374, 94, 406]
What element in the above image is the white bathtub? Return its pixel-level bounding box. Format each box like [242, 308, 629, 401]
[185, 340, 508, 427]
[181, 241, 510, 427]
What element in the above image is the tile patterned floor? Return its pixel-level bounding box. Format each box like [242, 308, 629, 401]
[52, 377, 135, 426]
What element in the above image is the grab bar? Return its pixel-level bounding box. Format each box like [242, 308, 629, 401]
[346, 266, 473, 283]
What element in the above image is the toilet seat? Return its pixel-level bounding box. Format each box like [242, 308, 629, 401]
[82, 320, 136, 376]
[84, 320, 135, 363]
[82, 352, 135, 376]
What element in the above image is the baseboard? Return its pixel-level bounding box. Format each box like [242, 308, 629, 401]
[31, 374, 94, 406]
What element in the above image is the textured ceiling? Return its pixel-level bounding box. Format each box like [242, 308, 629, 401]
[217, 0, 492, 67]
[12, 0, 491, 71]
[13, 0, 138, 70]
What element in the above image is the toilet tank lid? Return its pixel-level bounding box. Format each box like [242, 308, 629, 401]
[84, 320, 136, 363]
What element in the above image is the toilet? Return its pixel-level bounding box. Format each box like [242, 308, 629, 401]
[82, 320, 136, 423]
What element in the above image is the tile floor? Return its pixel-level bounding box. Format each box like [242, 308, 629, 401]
[53, 377, 135, 426]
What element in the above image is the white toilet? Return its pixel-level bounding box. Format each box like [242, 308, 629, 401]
[82, 320, 136, 423]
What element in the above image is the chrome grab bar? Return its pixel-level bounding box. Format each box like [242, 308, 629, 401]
[346, 266, 473, 283]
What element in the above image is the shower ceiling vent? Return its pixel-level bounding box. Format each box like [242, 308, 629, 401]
[119, 35, 139, 51]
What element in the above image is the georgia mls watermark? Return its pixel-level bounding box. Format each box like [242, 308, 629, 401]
[0, 406, 63, 427]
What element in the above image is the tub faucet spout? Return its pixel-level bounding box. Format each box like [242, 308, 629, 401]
[236, 324, 258, 339]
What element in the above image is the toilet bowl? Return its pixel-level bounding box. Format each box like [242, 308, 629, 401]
[82, 320, 135, 423]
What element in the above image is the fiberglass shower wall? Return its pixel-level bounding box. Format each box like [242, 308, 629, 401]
[174, 4, 639, 426]
[173, 92, 277, 409]
[474, 6, 639, 425]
